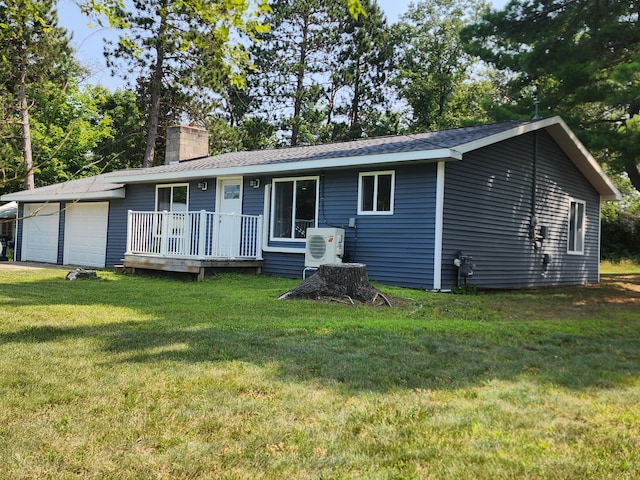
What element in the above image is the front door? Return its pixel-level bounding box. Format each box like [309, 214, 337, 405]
[216, 177, 243, 257]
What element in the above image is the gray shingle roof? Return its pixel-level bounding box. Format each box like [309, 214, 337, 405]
[2, 117, 619, 201]
[1, 173, 125, 201]
[114, 119, 531, 177]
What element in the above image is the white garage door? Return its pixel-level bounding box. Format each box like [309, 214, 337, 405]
[63, 202, 109, 268]
[22, 203, 60, 263]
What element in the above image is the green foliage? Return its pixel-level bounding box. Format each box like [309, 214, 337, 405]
[392, 0, 493, 131]
[103, 0, 268, 166]
[248, 0, 342, 146]
[0, 0, 99, 193]
[601, 211, 640, 262]
[463, 0, 640, 192]
[92, 88, 145, 171]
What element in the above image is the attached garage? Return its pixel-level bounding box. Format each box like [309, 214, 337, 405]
[63, 202, 109, 268]
[21, 203, 60, 263]
[2, 173, 126, 268]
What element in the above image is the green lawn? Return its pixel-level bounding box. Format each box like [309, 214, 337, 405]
[1, 267, 639, 479]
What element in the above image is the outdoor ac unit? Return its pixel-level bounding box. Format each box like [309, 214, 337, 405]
[305, 228, 345, 267]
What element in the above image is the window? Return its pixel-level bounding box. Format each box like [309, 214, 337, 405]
[568, 200, 585, 254]
[271, 177, 318, 240]
[156, 184, 188, 212]
[358, 171, 394, 215]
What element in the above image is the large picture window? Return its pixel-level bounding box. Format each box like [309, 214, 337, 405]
[156, 184, 188, 212]
[358, 171, 394, 215]
[271, 177, 318, 240]
[568, 199, 585, 254]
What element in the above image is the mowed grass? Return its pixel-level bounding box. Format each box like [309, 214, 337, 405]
[0, 267, 639, 479]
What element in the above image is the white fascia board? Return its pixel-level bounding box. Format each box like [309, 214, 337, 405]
[545, 120, 621, 201]
[106, 148, 461, 184]
[456, 116, 621, 201]
[1, 188, 126, 203]
[454, 116, 562, 154]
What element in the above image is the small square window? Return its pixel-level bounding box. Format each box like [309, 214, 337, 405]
[358, 171, 395, 215]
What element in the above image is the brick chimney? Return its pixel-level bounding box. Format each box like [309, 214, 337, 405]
[165, 125, 209, 165]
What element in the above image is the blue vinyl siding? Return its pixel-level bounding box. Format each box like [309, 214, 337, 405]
[106, 184, 156, 266]
[260, 164, 438, 289]
[441, 131, 601, 289]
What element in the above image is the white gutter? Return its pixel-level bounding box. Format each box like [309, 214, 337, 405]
[106, 149, 461, 185]
[1, 188, 126, 203]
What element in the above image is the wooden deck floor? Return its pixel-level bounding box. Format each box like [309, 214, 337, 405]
[123, 254, 263, 281]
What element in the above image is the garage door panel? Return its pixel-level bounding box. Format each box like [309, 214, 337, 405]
[64, 202, 108, 268]
[22, 203, 60, 263]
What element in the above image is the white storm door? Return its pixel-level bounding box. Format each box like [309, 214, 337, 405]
[216, 177, 243, 257]
[63, 202, 109, 268]
[22, 203, 60, 263]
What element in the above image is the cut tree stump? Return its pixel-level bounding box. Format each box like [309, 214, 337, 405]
[278, 263, 391, 306]
[65, 268, 98, 281]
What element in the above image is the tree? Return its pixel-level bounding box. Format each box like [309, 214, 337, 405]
[392, 0, 491, 131]
[92, 88, 145, 171]
[104, 0, 268, 167]
[0, 0, 78, 190]
[249, 0, 340, 146]
[329, 0, 396, 140]
[463, 0, 640, 192]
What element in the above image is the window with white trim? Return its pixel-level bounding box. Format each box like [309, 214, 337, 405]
[358, 170, 395, 215]
[156, 184, 188, 212]
[271, 176, 318, 240]
[568, 199, 585, 254]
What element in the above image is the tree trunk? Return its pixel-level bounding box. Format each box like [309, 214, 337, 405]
[625, 162, 640, 194]
[143, 6, 167, 169]
[278, 263, 389, 305]
[290, 13, 309, 147]
[19, 44, 34, 190]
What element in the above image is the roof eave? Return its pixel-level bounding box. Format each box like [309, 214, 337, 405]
[457, 116, 621, 201]
[106, 149, 462, 184]
[1, 187, 126, 203]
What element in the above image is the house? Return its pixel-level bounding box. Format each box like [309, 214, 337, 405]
[1, 117, 621, 290]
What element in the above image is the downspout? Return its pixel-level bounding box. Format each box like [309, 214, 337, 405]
[432, 161, 445, 291]
[529, 130, 539, 240]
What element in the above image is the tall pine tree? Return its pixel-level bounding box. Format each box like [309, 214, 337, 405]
[463, 0, 640, 192]
[0, 0, 77, 190]
[104, 0, 267, 167]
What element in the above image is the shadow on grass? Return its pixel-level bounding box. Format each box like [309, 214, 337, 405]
[1, 274, 639, 393]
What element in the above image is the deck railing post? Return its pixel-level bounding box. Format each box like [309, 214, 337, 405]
[159, 211, 168, 256]
[126, 210, 133, 254]
[198, 210, 207, 259]
[256, 215, 263, 260]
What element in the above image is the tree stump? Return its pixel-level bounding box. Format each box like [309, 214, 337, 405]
[65, 268, 98, 281]
[278, 263, 390, 305]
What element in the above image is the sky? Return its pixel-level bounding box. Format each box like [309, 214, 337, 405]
[58, 0, 510, 90]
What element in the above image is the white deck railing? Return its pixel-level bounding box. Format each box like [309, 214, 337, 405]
[126, 210, 263, 260]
